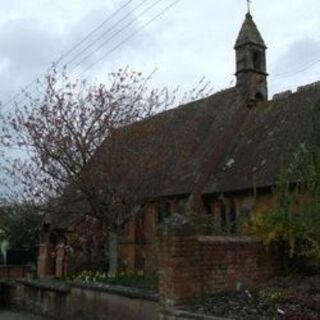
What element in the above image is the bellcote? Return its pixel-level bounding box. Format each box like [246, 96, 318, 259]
[235, 13, 268, 105]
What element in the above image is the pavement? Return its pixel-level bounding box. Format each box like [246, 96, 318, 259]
[0, 311, 44, 320]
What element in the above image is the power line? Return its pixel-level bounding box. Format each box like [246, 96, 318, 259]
[2, 0, 178, 111]
[3, 0, 181, 111]
[63, 0, 153, 70]
[77, 0, 181, 78]
[55, 0, 135, 66]
[271, 58, 320, 81]
[2, 78, 47, 111]
[1, 79, 37, 110]
[1, 0, 137, 110]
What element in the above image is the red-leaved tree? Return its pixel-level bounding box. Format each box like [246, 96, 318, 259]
[0, 67, 212, 275]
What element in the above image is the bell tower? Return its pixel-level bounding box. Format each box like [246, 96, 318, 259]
[235, 12, 268, 104]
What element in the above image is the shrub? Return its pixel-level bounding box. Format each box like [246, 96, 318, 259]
[244, 136, 320, 273]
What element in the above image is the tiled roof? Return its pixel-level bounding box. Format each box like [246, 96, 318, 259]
[204, 84, 320, 194]
[89, 87, 246, 200]
[48, 81, 320, 226]
[94, 82, 320, 199]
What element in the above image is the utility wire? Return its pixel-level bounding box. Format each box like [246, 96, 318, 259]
[271, 57, 320, 80]
[2, 0, 177, 111]
[4, 0, 181, 110]
[1, 80, 37, 110]
[55, 0, 135, 66]
[77, 0, 181, 78]
[1, 0, 136, 110]
[64, 0, 153, 70]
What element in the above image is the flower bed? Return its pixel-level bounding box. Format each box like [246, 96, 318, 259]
[71, 270, 158, 291]
[192, 276, 320, 320]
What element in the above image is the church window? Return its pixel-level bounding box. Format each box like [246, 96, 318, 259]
[253, 50, 262, 70]
[219, 200, 237, 234]
[120, 222, 130, 236]
[158, 200, 170, 224]
[229, 201, 237, 234]
[255, 92, 264, 101]
[220, 202, 227, 232]
[204, 199, 212, 215]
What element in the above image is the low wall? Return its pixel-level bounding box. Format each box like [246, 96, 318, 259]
[0, 265, 30, 279]
[1, 279, 159, 320]
[160, 309, 229, 320]
[68, 282, 159, 320]
[158, 233, 280, 308]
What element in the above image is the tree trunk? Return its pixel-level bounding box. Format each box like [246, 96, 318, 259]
[108, 231, 118, 277]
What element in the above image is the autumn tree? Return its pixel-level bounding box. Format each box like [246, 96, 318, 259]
[0, 67, 211, 275]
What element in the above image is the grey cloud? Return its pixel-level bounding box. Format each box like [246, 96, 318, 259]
[1, 0, 320, 106]
[272, 37, 320, 77]
[0, 18, 61, 105]
[0, 2, 153, 104]
[58, 3, 154, 76]
[0, 18, 60, 69]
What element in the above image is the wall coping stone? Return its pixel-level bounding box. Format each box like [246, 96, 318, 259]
[161, 309, 231, 320]
[18, 279, 71, 293]
[17, 279, 159, 301]
[198, 236, 260, 244]
[69, 280, 159, 302]
[0, 265, 29, 269]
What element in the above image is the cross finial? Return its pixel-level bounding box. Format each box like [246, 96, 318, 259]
[247, 0, 252, 13]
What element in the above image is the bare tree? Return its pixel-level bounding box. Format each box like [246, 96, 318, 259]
[0, 67, 212, 275]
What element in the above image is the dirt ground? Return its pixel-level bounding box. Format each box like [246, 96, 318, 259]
[192, 276, 320, 320]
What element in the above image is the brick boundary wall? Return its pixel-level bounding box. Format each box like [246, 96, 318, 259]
[158, 229, 281, 309]
[160, 309, 230, 320]
[0, 279, 159, 320]
[0, 265, 30, 279]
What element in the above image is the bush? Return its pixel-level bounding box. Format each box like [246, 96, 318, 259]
[244, 136, 320, 273]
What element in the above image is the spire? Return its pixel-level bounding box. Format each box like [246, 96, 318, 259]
[234, 12, 268, 105]
[247, 0, 251, 14]
[235, 12, 266, 50]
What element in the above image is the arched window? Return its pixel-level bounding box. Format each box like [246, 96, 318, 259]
[253, 50, 262, 70]
[255, 92, 264, 101]
[204, 199, 213, 215]
[219, 200, 237, 234]
[220, 202, 227, 232]
[158, 200, 170, 224]
[229, 201, 237, 234]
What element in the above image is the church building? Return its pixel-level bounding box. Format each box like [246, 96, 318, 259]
[37, 11, 320, 277]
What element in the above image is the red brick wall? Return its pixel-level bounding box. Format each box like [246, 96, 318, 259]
[37, 243, 56, 278]
[118, 204, 158, 274]
[118, 242, 136, 272]
[158, 233, 280, 308]
[0, 266, 29, 279]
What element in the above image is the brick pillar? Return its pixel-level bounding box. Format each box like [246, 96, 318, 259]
[55, 243, 65, 278]
[117, 243, 135, 273]
[158, 214, 201, 309]
[37, 243, 53, 278]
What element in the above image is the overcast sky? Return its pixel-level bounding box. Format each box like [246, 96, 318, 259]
[0, 0, 320, 110]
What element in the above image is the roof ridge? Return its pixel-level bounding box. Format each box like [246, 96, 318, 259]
[272, 80, 320, 101]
